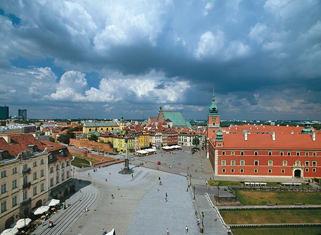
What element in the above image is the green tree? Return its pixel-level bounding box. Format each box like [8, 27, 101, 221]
[0, 121, 6, 126]
[49, 137, 55, 142]
[88, 134, 98, 142]
[57, 134, 70, 144]
[192, 136, 200, 147]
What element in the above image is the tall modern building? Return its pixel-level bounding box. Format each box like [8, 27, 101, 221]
[18, 109, 27, 121]
[0, 106, 9, 120]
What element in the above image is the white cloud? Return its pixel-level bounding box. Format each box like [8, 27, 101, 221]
[248, 23, 268, 44]
[195, 31, 225, 58]
[204, 2, 213, 16]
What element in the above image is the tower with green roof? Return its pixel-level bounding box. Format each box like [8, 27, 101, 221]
[207, 88, 220, 140]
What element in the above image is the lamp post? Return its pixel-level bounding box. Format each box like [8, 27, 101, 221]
[119, 136, 133, 174]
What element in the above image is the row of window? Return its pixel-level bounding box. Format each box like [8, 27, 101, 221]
[49, 161, 70, 173]
[0, 160, 46, 179]
[222, 168, 317, 173]
[50, 171, 70, 187]
[222, 151, 318, 157]
[221, 160, 318, 167]
[1, 183, 46, 213]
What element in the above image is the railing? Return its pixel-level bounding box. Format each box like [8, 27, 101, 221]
[22, 168, 31, 174]
[23, 182, 31, 189]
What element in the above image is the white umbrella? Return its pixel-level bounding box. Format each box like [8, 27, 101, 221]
[0, 228, 18, 235]
[33, 206, 49, 215]
[11, 218, 31, 229]
[106, 229, 115, 235]
[45, 199, 60, 207]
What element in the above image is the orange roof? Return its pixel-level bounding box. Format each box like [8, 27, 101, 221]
[216, 132, 321, 150]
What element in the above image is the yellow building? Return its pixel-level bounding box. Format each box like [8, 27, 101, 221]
[83, 122, 119, 134]
[113, 136, 134, 152]
[138, 132, 150, 150]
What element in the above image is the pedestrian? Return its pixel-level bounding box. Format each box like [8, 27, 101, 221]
[117, 186, 120, 190]
[186, 226, 188, 233]
[215, 217, 217, 222]
[111, 194, 114, 199]
[159, 177, 161, 180]
[85, 206, 88, 212]
[102, 229, 105, 235]
[166, 192, 168, 197]
[167, 228, 169, 235]
[186, 187, 188, 192]
[105, 178, 107, 182]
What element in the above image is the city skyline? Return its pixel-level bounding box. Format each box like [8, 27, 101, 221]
[0, 1, 321, 120]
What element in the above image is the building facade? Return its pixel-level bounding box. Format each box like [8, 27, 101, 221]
[206, 90, 321, 179]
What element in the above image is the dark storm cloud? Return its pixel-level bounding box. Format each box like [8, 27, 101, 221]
[0, 0, 320, 120]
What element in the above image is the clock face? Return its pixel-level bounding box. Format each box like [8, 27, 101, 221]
[212, 117, 216, 124]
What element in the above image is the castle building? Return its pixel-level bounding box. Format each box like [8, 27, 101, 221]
[206, 89, 321, 179]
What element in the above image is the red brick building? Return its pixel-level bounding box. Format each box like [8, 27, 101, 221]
[206, 90, 321, 179]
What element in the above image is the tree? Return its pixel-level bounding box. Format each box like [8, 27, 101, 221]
[57, 134, 70, 144]
[88, 134, 98, 142]
[0, 121, 6, 126]
[49, 137, 55, 142]
[192, 137, 200, 147]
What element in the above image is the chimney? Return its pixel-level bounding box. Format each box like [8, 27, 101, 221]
[312, 132, 316, 141]
[244, 132, 248, 141]
[272, 132, 275, 141]
[0, 134, 11, 144]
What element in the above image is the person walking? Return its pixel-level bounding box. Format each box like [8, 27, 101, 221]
[185, 226, 188, 233]
[166, 228, 169, 235]
[102, 229, 105, 235]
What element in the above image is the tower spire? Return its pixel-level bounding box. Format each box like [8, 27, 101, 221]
[209, 87, 218, 113]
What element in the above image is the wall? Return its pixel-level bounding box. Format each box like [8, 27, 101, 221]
[69, 139, 116, 154]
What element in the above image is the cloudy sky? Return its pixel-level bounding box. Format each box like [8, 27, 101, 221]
[0, 0, 320, 121]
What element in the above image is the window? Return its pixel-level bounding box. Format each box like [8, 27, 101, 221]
[50, 178, 54, 187]
[221, 160, 226, 166]
[268, 169, 272, 173]
[23, 164, 28, 171]
[33, 161, 37, 167]
[231, 151, 235, 156]
[312, 161, 317, 167]
[61, 173, 65, 181]
[56, 175, 59, 184]
[268, 152, 272, 156]
[254, 151, 258, 156]
[50, 167, 53, 173]
[222, 151, 225, 156]
[41, 159, 44, 165]
[305, 152, 309, 156]
[296, 152, 300, 156]
[1, 201, 7, 213]
[287, 152, 291, 156]
[1, 183, 7, 194]
[23, 176, 28, 184]
[41, 183, 44, 192]
[240, 168, 244, 173]
[268, 160, 273, 166]
[56, 165, 59, 171]
[23, 191, 27, 200]
[281, 169, 285, 173]
[254, 168, 258, 173]
[305, 168, 309, 172]
[305, 161, 309, 167]
[62, 163, 65, 169]
[231, 160, 235, 166]
[231, 168, 235, 173]
[33, 186, 37, 196]
[254, 160, 259, 166]
[313, 168, 316, 172]
[240, 160, 245, 166]
[1, 171, 7, 178]
[12, 196, 17, 207]
[33, 172, 37, 180]
[283, 160, 287, 166]
[295, 160, 301, 166]
[40, 169, 44, 177]
[280, 152, 283, 156]
[222, 168, 226, 173]
[66, 161, 70, 166]
[67, 171, 70, 178]
[12, 167, 17, 175]
[240, 151, 244, 156]
[313, 152, 316, 156]
[12, 179, 17, 189]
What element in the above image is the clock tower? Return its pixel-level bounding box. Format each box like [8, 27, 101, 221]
[207, 88, 220, 140]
